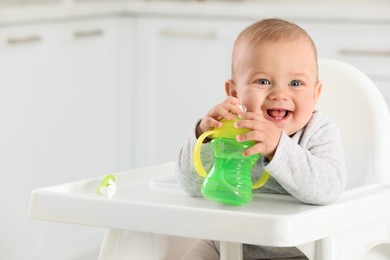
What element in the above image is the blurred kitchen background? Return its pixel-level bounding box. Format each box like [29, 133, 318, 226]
[1, 0, 389, 259]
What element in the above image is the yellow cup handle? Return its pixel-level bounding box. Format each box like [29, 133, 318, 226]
[194, 129, 270, 189]
[252, 170, 270, 189]
[193, 130, 218, 177]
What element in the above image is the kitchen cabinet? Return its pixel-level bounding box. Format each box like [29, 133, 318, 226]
[300, 22, 390, 106]
[133, 17, 253, 167]
[0, 16, 134, 259]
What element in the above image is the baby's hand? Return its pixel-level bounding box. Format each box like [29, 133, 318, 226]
[197, 97, 243, 137]
[235, 112, 282, 159]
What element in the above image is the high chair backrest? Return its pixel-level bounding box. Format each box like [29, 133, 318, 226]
[317, 59, 390, 189]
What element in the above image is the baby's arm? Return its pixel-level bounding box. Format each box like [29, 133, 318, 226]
[175, 97, 243, 196]
[265, 113, 346, 205]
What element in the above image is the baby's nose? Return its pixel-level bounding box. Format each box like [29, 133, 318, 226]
[268, 87, 288, 100]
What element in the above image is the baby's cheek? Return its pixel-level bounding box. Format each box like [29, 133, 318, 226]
[238, 90, 264, 111]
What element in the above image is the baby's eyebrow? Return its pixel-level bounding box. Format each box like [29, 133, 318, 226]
[289, 72, 311, 79]
[248, 70, 270, 78]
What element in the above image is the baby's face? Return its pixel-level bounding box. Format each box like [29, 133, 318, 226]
[230, 38, 322, 135]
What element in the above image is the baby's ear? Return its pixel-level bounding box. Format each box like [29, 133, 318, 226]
[225, 79, 237, 97]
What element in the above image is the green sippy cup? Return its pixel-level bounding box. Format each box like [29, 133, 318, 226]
[193, 117, 270, 206]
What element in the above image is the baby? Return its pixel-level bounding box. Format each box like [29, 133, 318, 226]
[175, 18, 346, 260]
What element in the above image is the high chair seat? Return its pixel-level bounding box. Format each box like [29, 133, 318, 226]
[29, 59, 390, 259]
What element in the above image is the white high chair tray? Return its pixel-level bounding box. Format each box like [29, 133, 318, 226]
[29, 162, 390, 248]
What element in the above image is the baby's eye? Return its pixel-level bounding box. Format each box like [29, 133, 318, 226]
[255, 79, 271, 85]
[289, 80, 302, 87]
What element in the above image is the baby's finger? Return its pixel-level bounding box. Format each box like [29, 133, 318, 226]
[236, 130, 265, 143]
[224, 97, 245, 115]
[199, 117, 222, 134]
[215, 105, 243, 121]
[212, 106, 235, 121]
[235, 118, 267, 132]
[242, 143, 264, 157]
[224, 96, 240, 106]
[235, 111, 267, 129]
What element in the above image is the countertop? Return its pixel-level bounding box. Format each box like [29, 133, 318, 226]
[1, 0, 390, 26]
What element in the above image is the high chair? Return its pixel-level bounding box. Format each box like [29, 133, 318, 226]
[29, 59, 390, 260]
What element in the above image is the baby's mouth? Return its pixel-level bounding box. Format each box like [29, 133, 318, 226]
[266, 109, 291, 120]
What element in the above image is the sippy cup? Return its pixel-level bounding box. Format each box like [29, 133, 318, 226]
[193, 109, 270, 206]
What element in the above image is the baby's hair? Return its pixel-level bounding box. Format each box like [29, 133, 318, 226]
[232, 18, 318, 78]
